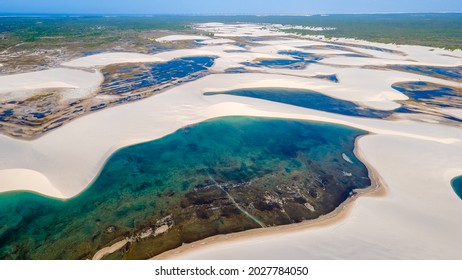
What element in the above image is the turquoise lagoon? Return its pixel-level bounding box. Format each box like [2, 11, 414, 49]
[0, 117, 370, 259]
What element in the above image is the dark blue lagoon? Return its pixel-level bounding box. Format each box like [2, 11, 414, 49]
[99, 56, 216, 95]
[300, 42, 404, 56]
[392, 81, 462, 122]
[241, 51, 324, 70]
[0, 117, 370, 259]
[389, 65, 462, 82]
[0, 56, 217, 139]
[336, 42, 405, 55]
[278, 51, 325, 63]
[204, 88, 392, 119]
[451, 176, 462, 201]
[314, 74, 339, 83]
[241, 58, 308, 69]
[392, 81, 462, 108]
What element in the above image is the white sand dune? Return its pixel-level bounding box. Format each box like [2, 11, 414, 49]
[331, 37, 462, 65]
[249, 44, 353, 56]
[443, 109, 462, 119]
[195, 23, 287, 38]
[0, 169, 63, 198]
[60, 46, 239, 69]
[155, 35, 211, 42]
[210, 51, 295, 72]
[1, 22, 462, 259]
[0, 68, 103, 101]
[321, 55, 462, 67]
[152, 48, 219, 60]
[199, 38, 236, 45]
[61, 52, 165, 68]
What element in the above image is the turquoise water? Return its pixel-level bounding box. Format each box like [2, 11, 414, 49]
[0, 117, 370, 259]
[204, 88, 391, 118]
[451, 176, 462, 201]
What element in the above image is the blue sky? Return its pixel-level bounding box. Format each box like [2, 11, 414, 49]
[0, 0, 461, 15]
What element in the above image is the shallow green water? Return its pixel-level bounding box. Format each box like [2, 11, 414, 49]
[0, 117, 370, 259]
[451, 176, 462, 201]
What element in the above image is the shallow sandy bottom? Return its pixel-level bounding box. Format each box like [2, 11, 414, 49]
[1, 22, 462, 259]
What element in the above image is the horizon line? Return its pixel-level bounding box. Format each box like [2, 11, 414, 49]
[1, 11, 462, 17]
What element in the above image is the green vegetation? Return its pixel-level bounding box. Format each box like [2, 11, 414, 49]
[1, 13, 460, 76]
[0, 15, 189, 47]
[1, 14, 461, 52]
[0, 16, 194, 74]
[250, 13, 462, 50]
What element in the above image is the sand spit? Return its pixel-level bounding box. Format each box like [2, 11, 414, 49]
[92, 239, 128, 260]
